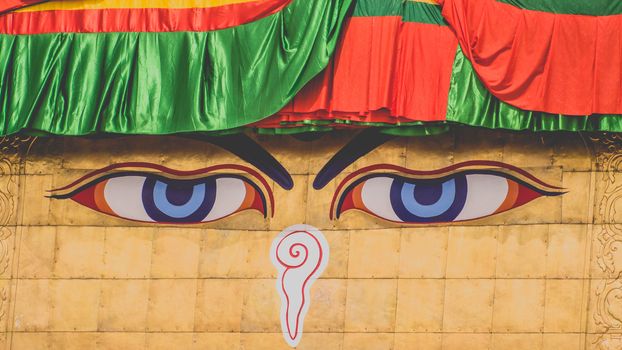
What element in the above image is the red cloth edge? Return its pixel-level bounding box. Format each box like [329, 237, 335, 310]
[0, 0, 291, 34]
[0, 0, 47, 14]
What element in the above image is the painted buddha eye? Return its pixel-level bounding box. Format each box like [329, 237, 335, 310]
[49, 163, 274, 224]
[331, 161, 566, 224]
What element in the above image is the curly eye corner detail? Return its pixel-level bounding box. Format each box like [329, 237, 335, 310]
[331, 162, 566, 224]
[49, 163, 273, 224]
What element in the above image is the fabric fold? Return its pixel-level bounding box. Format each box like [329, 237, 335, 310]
[440, 0, 622, 116]
[0, 0, 353, 135]
[0, 0, 46, 14]
[496, 0, 622, 16]
[446, 48, 622, 132]
[2, 0, 622, 136]
[255, 0, 458, 130]
[0, 0, 294, 34]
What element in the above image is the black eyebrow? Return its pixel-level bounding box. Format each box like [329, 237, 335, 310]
[183, 134, 294, 190]
[313, 129, 396, 190]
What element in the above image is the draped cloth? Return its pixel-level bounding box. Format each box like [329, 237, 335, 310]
[446, 48, 622, 132]
[440, 0, 622, 115]
[0, 0, 294, 34]
[255, 0, 458, 131]
[0, 0, 352, 135]
[2, 0, 622, 136]
[0, 0, 46, 14]
[255, 0, 622, 134]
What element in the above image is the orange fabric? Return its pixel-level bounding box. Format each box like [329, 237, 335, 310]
[256, 17, 458, 127]
[0, 0, 45, 13]
[331, 17, 401, 114]
[441, 0, 622, 115]
[393, 21, 458, 119]
[0, 0, 291, 34]
[17, 0, 257, 11]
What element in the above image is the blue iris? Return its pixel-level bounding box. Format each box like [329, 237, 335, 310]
[142, 177, 217, 223]
[390, 175, 467, 223]
[152, 181, 207, 219]
[400, 180, 456, 218]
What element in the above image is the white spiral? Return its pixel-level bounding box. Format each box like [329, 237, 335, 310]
[271, 225, 330, 348]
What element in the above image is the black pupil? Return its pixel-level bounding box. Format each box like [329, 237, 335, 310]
[165, 182, 197, 206]
[413, 181, 444, 205]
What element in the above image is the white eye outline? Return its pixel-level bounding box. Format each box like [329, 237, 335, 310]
[104, 176, 153, 222]
[203, 178, 248, 222]
[331, 162, 566, 224]
[102, 174, 265, 223]
[454, 174, 509, 221]
[353, 173, 510, 223]
[49, 163, 274, 225]
[359, 177, 402, 222]
[101, 175, 252, 223]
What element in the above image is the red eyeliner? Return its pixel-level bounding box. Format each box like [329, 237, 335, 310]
[50, 162, 275, 217]
[330, 161, 566, 219]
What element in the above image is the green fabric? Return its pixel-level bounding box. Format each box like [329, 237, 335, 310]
[258, 118, 436, 128]
[446, 48, 622, 132]
[353, 0, 445, 25]
[497, 0, 622, 16]
[256, 126, 334, 135]
[0, 0, 352, 136]
[256, 124, 449, 136]
[255, 125, 449, 136]
[381, 124, 449, 136]
[254, 118, 449, 136]
[403, 2, 445, 25]
[352, 0, 402, 16]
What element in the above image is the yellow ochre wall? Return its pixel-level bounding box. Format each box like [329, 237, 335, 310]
[0, 129, 620, 349]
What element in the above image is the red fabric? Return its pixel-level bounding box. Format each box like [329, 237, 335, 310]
[0, 0, 46, 14]
[0, 0, 292, 34]
[441, 0, 622, 115]
[256, 17, 458, 128]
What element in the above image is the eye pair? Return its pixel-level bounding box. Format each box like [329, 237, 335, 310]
[50, 161, 564, 224]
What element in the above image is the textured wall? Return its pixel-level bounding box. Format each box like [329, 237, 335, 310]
[0, 129, 619, 349]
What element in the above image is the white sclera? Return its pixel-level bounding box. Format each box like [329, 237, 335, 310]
[104, 176, 155, 222]
[360, 177, 403, 222]
[202, 177, 247, 222]
[454, 174, 509, 221]
[103, 176, 249, 223]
